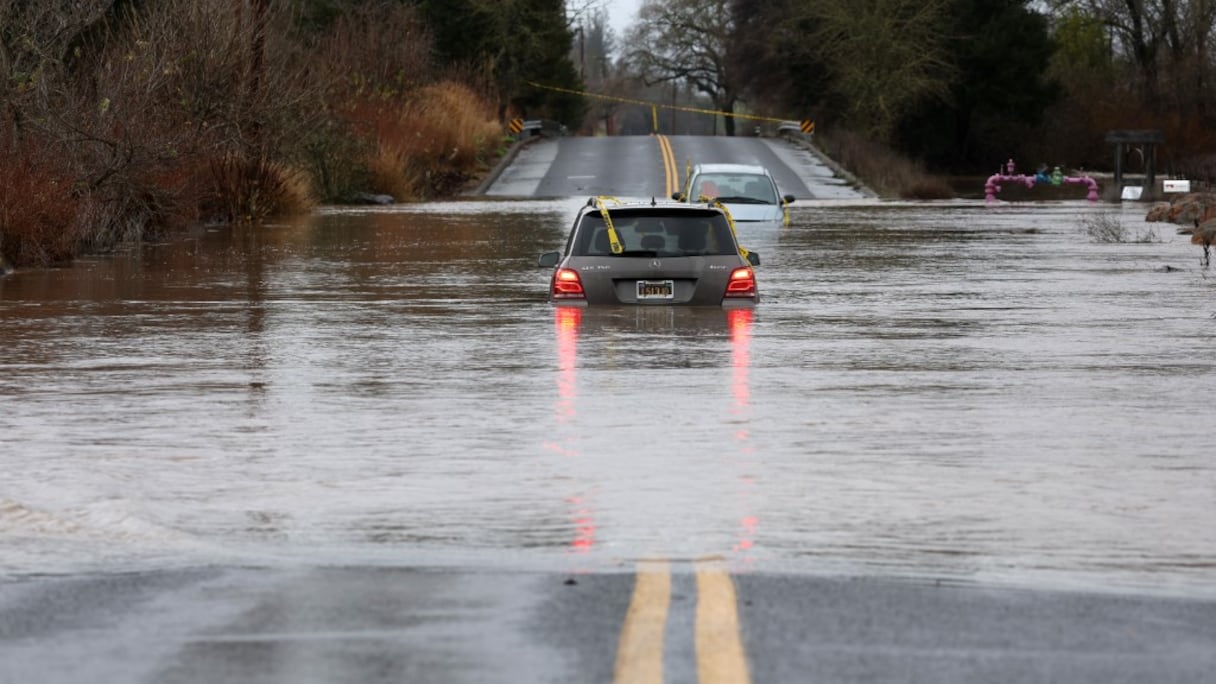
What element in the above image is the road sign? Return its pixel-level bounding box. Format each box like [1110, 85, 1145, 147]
[800, 120, 815, 134]
[508, 118, 524, 134]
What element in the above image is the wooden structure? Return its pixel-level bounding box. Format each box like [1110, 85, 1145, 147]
[1105, 129, 1164, 201]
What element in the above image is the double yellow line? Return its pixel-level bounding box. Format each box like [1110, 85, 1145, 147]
[614, 559, 751, 684]
[656, 134, 679, 199]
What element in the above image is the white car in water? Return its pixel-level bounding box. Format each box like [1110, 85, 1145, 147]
[673, 163, 795, 223]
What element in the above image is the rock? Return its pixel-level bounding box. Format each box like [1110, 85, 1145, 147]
[1170, 192, 1216, 223]
[1145, 202, 1171, 222]
[1192, 217, 1216, 266]
[1144, 192, 1216, 225]
[1192, 218, 1216, 245]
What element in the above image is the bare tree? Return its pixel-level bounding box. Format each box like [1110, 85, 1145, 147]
[1188, 0, 1216, 118]
[1047, 0, 1216, 116]
[796, 0, 954, 144]
[626, 0, 740, 135]
[36, 0, 334, 230]
[0, 0, 115, 142]
[569, 8, 631, 133]
[571, 8, 617, 85]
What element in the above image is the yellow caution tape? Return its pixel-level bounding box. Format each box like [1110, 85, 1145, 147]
[594, 196, 624, 254]
[708, 199, 751, 262]
[525, 80, 796, 126]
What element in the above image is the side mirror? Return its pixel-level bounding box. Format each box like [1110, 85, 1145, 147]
[671, 192, 684, 201]
[746, 252, 760, 266]
[537, 251, 560, 268]
[783, 195, 796, 205]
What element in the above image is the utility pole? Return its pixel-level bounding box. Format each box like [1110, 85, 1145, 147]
[670, 82, 676, 134]
[576, 26, 585, 81]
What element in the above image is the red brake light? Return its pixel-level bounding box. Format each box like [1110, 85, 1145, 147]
[724, 266, 756, 297]
[552, 267, 585, 299]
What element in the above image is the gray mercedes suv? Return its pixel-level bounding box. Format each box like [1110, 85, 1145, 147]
[537, 198, 760, 307]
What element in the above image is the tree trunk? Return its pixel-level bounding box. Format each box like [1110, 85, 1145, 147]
[721, 97, 736, 136]
[247, 0, 269, 146]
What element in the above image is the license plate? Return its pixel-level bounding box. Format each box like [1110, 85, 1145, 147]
[636, 279, 674, 299]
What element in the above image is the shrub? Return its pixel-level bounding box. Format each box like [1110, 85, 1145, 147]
[814, 127, 953, 199]
[298, 120, 374, 204]
[202, 153, 314, 224]
[0, 139, 82, 267]
[319, 2, 433, 101]
[408, 82, 504, 171]
[0, 0, 502, 268]
[902, 177, 957, 200]
[365, 144, 425, 201]
[1081, 212, 1161, 243]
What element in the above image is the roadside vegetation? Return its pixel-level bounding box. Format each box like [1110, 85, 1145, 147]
[812, 129, 955, 200]
[0, 0, 582, 269]
[609, 0, 1215, 197]
[5, 0, 1215, 268]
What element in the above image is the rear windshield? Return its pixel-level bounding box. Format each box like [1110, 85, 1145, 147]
[572, 210, 738, 257]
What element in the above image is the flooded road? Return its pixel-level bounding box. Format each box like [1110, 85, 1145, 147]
[2, 198, 1214, 598]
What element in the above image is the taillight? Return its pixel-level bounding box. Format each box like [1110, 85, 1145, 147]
[551, 267, 585, 299]
[724, 266, 756, 297]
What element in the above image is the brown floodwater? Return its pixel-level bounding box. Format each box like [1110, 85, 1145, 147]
[2, 198, 1213, 597]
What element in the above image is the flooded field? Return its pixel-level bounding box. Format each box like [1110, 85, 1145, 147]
[2, 198, 1213, 598]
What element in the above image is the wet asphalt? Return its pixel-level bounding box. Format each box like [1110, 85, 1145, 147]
[3, 567, 1214, 683]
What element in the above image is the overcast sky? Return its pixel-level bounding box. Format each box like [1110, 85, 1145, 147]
[601, 0, 643, 36]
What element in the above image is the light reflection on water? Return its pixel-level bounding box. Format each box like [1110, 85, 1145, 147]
[1, 199, 1214, 598]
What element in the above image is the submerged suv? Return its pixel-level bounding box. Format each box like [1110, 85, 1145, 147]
[537, 198, 760, 307]
[673, 163, 795, 223]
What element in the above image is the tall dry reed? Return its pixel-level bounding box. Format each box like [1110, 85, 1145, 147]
[203, 154, 314, 224]
[361, 81, 505, 200]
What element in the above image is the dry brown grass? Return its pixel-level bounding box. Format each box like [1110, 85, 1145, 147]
[358, 81, 504, 200]
[409, 82, 503, 169]
[364, 146, 425, 201]
[814, 127, 954, 199]
[203, 154, 315, 224]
